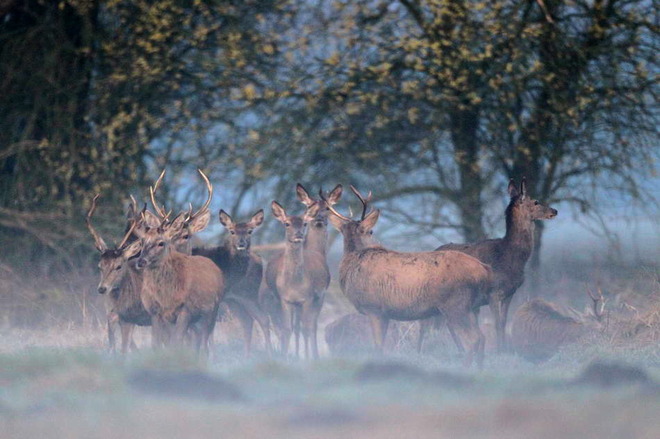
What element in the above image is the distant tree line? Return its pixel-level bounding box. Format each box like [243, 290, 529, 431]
[0, 0, 657, 278]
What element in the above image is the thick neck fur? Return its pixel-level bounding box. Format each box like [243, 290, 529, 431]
[142, 250, 185, 310]
[502, 201, 535, 269]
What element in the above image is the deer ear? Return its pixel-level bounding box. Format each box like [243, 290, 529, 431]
[122, 239, 142, 260]
[248, 209, 264, 229]
[296, 183, 315, 206]
[326, 184, 343, 205]
[218, 209, 233, 228]
[520, 177, 527, 199]
[507, 179, 519, 198]
[303, 204, 320, 223]
[271, 201, 287, 223]
[361, 209, 380, 231]
[187, 209, 211, 234]
[143, 210, 162, 229]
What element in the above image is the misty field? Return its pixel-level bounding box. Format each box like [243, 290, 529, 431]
[2, 260, 659, 439]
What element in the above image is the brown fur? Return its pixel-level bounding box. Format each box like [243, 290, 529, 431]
[193, 209, 272, 355]
[433, 178, 558, 352]
[136, 214, 225, 357]
[87, 196, 150, 354]
[511, 299, 593, 362]
[329, 195, 493, 368]
[261, 201, 326, 359]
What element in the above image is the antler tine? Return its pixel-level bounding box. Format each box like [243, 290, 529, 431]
[350, 185, 371, 220]
[319, 191, 352, 221]
[86, 194, 108, 252]
[149, 185, 168, 219]
[153, 169, 166, 192]
[587, 287, 606, 319]
[117, 217, 139, 250]
[189, 169, 213, 220]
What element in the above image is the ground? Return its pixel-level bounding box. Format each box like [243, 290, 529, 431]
[0, 323, 658, 439]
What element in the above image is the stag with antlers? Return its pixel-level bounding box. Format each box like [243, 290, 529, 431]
[86, 194, 150, 354]
[325, 186, 493, 367]
[134, 170, 225, 356]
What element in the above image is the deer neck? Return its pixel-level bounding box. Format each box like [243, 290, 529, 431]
[142, 251, 181, 301]
[283, 242, 305, 283]
[502, 209, 535, 268]
[305, 224, 328, 255]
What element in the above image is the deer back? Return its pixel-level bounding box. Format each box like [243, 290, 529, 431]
[340, 248, 492, 320]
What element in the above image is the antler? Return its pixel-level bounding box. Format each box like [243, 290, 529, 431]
[86, 194, 108, 252]
[117, 217, 139, 250]
[320, 191, 352, 221]
[587, 287, 606, 320]
[350, 185, 372, 220]
[186, 169, 213, 222]
[150, 169, 169, 219]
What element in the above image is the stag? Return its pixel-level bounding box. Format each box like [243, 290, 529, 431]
[511, 289, 607, 362]
[326, 186, 493, 367]
[193, 209, 272, 355]
[87, 195, 150, 353]
[429, 178, 558, 353]
[135, 170, 225, 356]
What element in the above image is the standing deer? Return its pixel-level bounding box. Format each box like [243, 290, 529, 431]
[326, 186, 493, 368]
[260, 184, 341, 357]
[262, 201, 326, 359]
[86, 195, 150, 354]
[511, 289, 607, 362]
[193, 209, 272, 355]
[134, 171, 225, 356]
[430, 178, 558, 353]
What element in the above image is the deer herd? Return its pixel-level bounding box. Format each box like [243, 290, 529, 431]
[86, 170, 607, 368]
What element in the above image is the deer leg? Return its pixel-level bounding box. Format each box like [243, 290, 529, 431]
[489, 293, 506, 353]
[417, 318, 431, 354]
[173, 310, 192, 347]
[119, 321, 134, 354]
[280, 301, 295, 356]
[231, 302, 254, 357]
[301, 298, 322, 360]
[500, 294, 514, 352]
[233, 296, 274, 355]
[107, 312, 119, 353]
[447, 311, 485, 369]
[368, 314, 389, 353]
[293, 305, 302, 358]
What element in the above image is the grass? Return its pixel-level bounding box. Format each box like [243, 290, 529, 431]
[0, 324, 659, 439]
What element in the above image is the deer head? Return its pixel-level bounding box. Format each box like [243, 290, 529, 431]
[567, 288, 608, 327]
[134, 212, 187, 269]
[150, 168, 213, 253]
[296, 183, 343, 229]
[87, 195, 143, 295]
[324, 185, 379, 252]
[218, 209, 264, 252]
[271, 201, 320, 245]
[507, 178, 558, 222]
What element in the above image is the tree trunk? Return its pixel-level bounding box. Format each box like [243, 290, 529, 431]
[450, 107, 486, 242]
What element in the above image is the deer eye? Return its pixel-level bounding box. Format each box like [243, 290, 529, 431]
[230, 230, 235, 235]
[116, 265, 122, 271]
[158, 241, 165, 247]
[248, 230, 252, 234]
[534, 201, 540, 205]
[285, 223, 290, 227]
